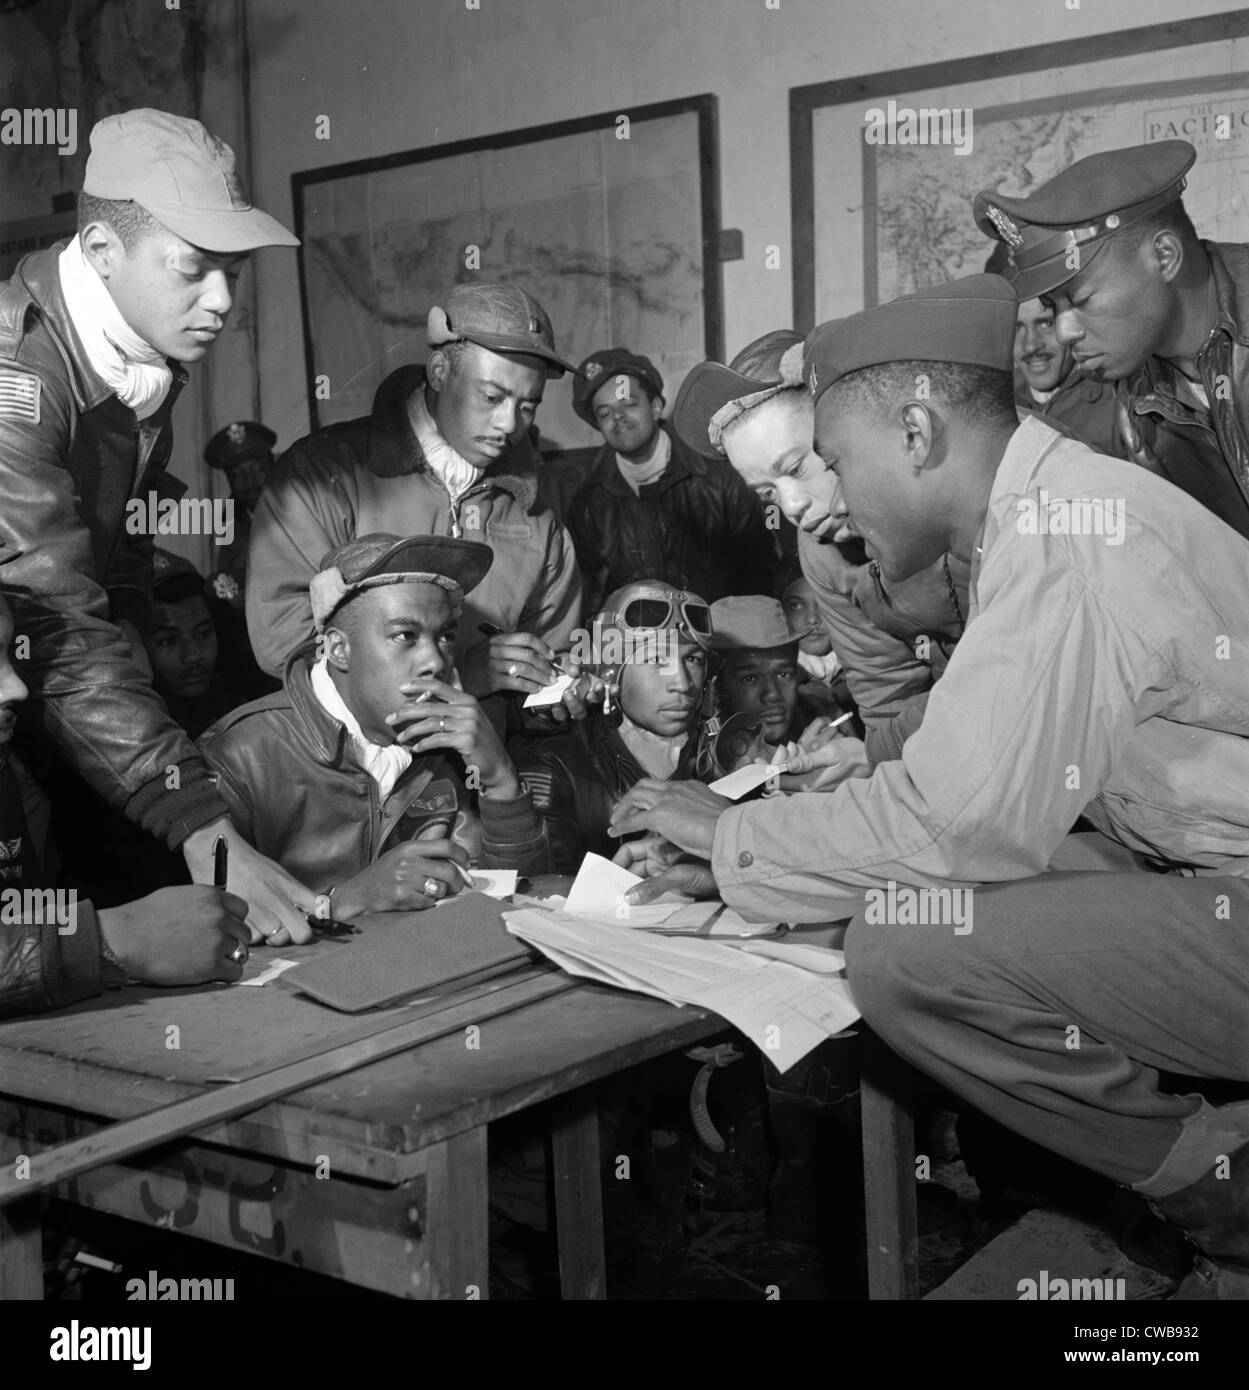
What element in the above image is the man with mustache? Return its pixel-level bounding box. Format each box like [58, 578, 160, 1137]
[564, 347, 774, 612]
[1011, 297, 1120, 458]
[246, 283, 584, 726]
[0, 109, 314, 948]
[976, 139, 1249, 539]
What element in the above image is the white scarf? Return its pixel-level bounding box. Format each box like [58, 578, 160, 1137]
[409, 387, 480, 505]
[615, 428, 670, 495]
[58, 236, 172, 420]
[311, 658, 412, 802]
[798, 648, 842, 683]
[618, 713, 686, 780]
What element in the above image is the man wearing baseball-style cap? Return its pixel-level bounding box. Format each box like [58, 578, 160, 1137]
[246, 281, 584, 729]
[611, 273, 1249, 1298]
[563, 346, 774, 613]
[0, 108, 314, 950]
[975, 139, 1249, 542]
[202, 532, 546, 915]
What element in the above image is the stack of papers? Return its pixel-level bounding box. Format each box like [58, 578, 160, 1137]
[503, 906, 860, 1072]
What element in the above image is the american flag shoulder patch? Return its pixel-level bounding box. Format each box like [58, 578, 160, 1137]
[0, 369, 39, 422]
[0, 369, 40, 424]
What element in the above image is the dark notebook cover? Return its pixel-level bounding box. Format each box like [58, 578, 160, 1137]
[285, 892, 535, 1013]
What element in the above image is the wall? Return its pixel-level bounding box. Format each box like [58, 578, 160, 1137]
[63, 1, 1249, 449]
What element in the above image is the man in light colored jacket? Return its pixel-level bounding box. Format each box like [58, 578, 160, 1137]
[612, 275, 1249, 1299]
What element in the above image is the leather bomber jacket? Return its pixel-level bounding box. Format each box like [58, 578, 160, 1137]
[0, 244, 228, 847]
[199, 648, 548, 895]
[509, 713, 702, 876]
[564, 425, 777, 614]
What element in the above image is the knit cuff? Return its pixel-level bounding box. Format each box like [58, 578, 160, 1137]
[38, 897, 105, 1009]
[479, 787, 542, 841]
[122, 761, 231, 850]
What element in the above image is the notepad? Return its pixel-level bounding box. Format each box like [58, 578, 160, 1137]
[708, 762, 784, 800]
[564, 851, 645, 915]
[523, 672, 576, 707]
[285, 892, 534, 1012]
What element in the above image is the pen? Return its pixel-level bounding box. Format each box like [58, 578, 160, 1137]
[213, 835, 228, 889]
[450, 860, 477, 890]
[478, 621, 572, 677]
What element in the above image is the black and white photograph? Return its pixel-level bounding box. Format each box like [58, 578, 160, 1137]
[0, 0, 1246, 1357]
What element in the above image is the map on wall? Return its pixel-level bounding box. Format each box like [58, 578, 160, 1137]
[807, 35, 1249, 323]
[868, 82, 1249, 303]
[296, 104, 714, 448]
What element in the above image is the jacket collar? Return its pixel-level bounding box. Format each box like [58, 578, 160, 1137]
[1205, 241, 1249, 351]
[16, 241, 188, 413]
[364, 363, 540, 510]
[281, 646, 438, 796]
[583, 422, 705, 497]
[283, 646, 352, 765]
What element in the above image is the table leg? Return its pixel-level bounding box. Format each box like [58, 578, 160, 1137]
[859, 1027, 919, 1299]
[0, 1195, 42, 1300]
[549, 1083, 606, 1300]
[423, 1125, 489, 1300]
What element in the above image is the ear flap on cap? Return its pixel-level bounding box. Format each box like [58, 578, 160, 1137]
[426, 304, 458, 347]
[778, 341, 805, 386]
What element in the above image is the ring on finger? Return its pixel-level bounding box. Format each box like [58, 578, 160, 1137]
[507, 662, 520, 678]
[439, 715, 446, 731]
[423, 876, 441, 898]
[228, 941, 249, 966]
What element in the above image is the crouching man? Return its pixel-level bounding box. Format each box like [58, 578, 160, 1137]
[200, 534, 544, 926]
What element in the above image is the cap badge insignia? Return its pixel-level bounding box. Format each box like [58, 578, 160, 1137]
[226, 422, 247, 445]
[985, 205, 1024, 249]
[584, 361, 603, 379]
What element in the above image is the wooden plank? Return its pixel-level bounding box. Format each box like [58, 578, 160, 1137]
[422, 1127, 489, 1301]
[0, 972, 573, 1209]
[549, 1083, 606, 1300]
[0, 1196, 41, 1300]
[859, 1027, 919, 1300]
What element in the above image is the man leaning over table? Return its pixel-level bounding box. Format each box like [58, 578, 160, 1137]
[609, 275, 1249, 1300]
[0, 109, 314, 948]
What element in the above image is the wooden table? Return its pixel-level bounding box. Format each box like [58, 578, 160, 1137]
[0, 954, 916, 1300]
[0, 953, 727, 1301]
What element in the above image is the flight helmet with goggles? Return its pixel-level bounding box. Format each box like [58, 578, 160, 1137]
[586, 581, 713, 706]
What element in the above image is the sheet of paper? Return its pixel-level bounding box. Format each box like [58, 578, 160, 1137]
[733, 940, 847, 973]
[564, 851, 645, 916]
[466, 869, 517, 899]
[708, 762, 783, 800]
[523, 672, 576, 708]
[238, 957, 302, 987]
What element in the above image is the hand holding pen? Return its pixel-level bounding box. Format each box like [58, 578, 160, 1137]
[459, 620, 559, 697]
[214, 836, 250, 967]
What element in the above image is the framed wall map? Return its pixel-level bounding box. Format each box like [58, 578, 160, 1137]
[293, 95, 722, 445]
[789, 11, 1249, 331]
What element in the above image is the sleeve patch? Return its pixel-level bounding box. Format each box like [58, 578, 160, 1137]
[0, 370, 39, 423]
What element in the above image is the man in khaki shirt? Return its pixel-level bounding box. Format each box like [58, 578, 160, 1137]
[612, 275, 1249, 1299]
